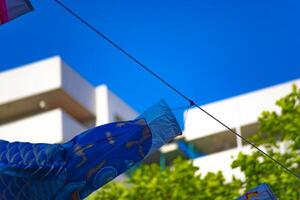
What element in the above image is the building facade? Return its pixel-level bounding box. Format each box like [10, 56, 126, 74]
[166, 78, 300, 180]
[0, 56, 138, 144]
[0, 56, 299, 181]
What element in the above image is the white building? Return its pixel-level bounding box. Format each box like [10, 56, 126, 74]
[0, 56, 298, 181]
[0, 56, 138, 144]
[163, 78, 300, 180]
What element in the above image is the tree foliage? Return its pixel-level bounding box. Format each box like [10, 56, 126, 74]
[88, 85, 300, 199]
[88, 158, 241, 200]
[232, 84, 300, 199]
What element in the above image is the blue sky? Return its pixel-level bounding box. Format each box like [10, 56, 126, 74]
[1, 0, 300, 120]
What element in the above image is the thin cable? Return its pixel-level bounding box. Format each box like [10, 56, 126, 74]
[54, 0, 300, 180]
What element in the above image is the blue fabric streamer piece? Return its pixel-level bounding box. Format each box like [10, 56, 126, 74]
[236, 183, 277, 200]
[0, 99, 181, 199]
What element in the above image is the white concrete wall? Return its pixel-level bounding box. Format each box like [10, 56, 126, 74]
[193, 143, 289, 181]
[184, 79, 300, 141]
[95, 85, 110, 125]
[62, 111, 86, 142]
[0, 56, 96, 115]
[0, 56, 141, 147]
[0, 109, 85, 144]
[0, 56, 61, 105]
[61, 61, 96, 115]
[193, 146, 252, 181]
[96, 85, 138, 125]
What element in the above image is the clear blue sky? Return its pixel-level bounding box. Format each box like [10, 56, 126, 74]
[1, 0, 300, 120]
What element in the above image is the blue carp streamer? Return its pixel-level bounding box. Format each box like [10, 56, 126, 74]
[0, 100, 181, 199]
[236, 183, 277, 200]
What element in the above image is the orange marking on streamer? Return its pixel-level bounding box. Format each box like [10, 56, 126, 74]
[86, 160, 106, 180]
[71, 191, 80, 200]
[245, 191, 258, 200]
[125, 126, 151, 157]
[74, 144, 94, 168]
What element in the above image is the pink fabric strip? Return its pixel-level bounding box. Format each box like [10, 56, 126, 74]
[0, 0, 9, 24]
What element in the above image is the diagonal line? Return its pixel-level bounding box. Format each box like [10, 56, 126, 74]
[54, 0, 300, 180]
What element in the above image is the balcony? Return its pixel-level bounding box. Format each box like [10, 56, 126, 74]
[0, 109, 85, 143]
[0, 56, 96, 125]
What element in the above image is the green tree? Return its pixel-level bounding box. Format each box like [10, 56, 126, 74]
[89, 85, 300, 199]
[232, 84, 300, 199]
[88, 158, 241, 200]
